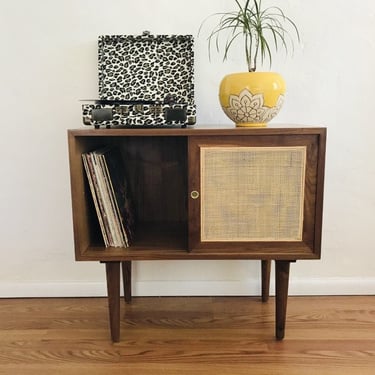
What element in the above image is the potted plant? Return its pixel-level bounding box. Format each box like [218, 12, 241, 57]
[199, 0, 300, 127]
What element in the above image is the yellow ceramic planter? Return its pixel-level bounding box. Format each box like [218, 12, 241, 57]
[219, 72, 286, 127]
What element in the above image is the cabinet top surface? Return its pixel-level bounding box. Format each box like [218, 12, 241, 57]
[68, 124, 326, 137]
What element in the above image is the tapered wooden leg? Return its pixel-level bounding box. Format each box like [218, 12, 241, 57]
[261, 260, 271, 302]
[275, 260, 291, 340]
[105, 262, 121, 343]
[122, 261, 132, 303]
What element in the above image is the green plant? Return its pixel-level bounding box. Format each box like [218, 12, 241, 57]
[199, 0, 300, 72]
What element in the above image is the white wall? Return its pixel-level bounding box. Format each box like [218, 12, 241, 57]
[1, 0, 374, 297]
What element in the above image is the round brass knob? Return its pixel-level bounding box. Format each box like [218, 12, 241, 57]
[190, 190, 200, 199]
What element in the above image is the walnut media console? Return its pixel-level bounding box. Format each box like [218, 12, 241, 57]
[68, 124, 326, 342]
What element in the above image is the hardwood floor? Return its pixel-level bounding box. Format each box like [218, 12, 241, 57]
[0, 296, 374, 374]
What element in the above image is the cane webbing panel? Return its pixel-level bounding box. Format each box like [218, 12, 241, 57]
[200, 146, 306, 242]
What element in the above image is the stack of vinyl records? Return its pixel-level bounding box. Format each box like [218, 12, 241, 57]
[82, 147, 134, 247]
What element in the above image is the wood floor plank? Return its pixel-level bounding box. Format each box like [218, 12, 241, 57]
[0, 296, 374, 374]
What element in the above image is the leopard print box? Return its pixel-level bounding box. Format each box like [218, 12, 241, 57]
[82, 32, 196, 128]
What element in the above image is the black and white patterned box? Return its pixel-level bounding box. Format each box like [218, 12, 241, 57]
[82, 31, 196, 127]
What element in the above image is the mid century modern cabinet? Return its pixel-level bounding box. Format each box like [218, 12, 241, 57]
[68, 124, 326, 342]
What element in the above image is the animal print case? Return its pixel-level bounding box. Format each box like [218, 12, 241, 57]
[82, 31, 196, 128]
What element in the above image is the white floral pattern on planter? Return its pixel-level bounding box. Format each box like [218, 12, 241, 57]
[222, 89, 284, 124]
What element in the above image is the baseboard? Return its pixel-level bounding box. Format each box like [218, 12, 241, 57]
[1, 277, 374, 298]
